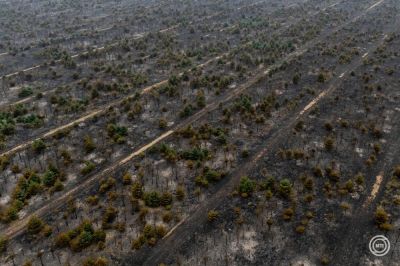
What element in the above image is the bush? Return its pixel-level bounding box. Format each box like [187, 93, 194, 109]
[344, 180, 354, 192]
[122, 173, 132, 185]
[32, 139, 46, 153]
[43, 225, 53, 237]
[55, 233, 70, 248]
[0, 155, 10, 171]
[83, 136, 96, 153]
[42, 168, 58, 187]
[313, 165, 323, 177]
[295, 225, 306, 234]
[132, 235, 145, 250]
[176, 186, 185, 201]
[86, 195, 99, 206]
[107, 123, 128, 143]
[321, 256, 330, 265]
[156, 225, 167, 238]
[131, 182, 143, 199]
[158, 118, 167, 129]
[4, 205, 19, 222]
[53, 179, 64, 192]
[282, 208, 294, 221]
[318, 73, 326, 82]
[162, 211, 172, 223]
[55, 221, 105, 252]
[375, 206, 391, 230]
[160, 192, 172, 207]
[181, 147, 209, 161]
[18, 87, 33, 98]
[203, 168, 222, 182]
[179, 104, 194, 118]
[279, 179, 292, 198]
[82, 257, 108, 266]
[239, 176, 255, 196]
[102, 207, 117, 228]
[324, 137, 334, 151]
[143, 224, 156, 239]
[81, 161, 96, 175]
[241, 149, 249, 158]
[93, 230, 106, 242]
[355, 173, 365, 185]
[394, 165, 400, 178]
[292, 74, 300, 85]
[144, 191, 161, 207]
[99, 177, 115, 193]
[207, 210, 219, 222]
[27, 216, 44, 235]
[196, 90, 206, 108]
[23, 260, 33, 266]
[0, 236, 7, 253]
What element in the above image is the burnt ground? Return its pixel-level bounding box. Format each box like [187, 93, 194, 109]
[0, 0, 400, 265]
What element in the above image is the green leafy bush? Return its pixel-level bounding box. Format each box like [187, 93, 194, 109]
[144, 191, 161, 207]
[239, 176, 255, 196]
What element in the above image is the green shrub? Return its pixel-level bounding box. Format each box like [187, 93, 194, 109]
[279, 179, 292, 198]
[27, 216, 44, 235]
[81, 161, 95, 175]
[181, 147, 209, 161]
[160, 192, 173, 207]
[107, 123, 128, 143]
[42, 168, 58, 187]
[18, 87, 33, 98]
[99, 177, 115, 193]
[56, 220, 105, 252]
[32, 139, 46, 153]
[144, 191, 161, 207]
[239, 176, 255, 196]
[179, 104, 194, 118]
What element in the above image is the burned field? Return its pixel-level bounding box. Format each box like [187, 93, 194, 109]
[0, 0, 399, 265]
